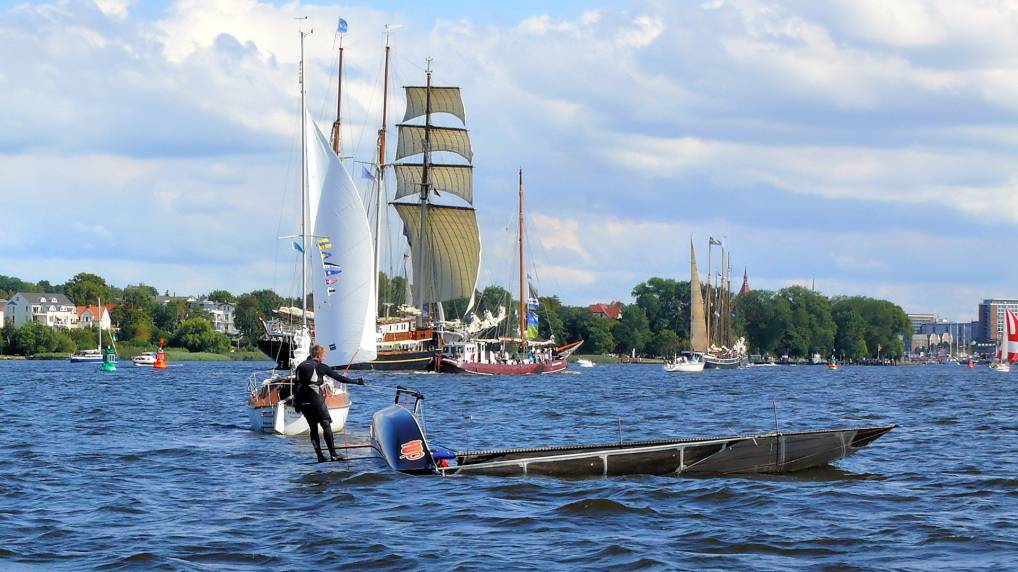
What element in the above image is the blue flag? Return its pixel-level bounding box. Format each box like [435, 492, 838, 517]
[338, 18, 348, 33]
[292, 240, 304, 253]
[361, 165, 375, 180]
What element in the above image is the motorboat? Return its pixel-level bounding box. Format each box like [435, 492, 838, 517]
[133, 352, 157, 366]
[576, 359, 595, 368]
[368, 387, 895, 478]
[663, 351, 704, 373]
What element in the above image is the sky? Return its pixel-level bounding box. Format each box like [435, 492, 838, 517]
[2, 0, 1017, 321]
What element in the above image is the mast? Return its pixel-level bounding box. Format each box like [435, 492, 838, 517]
[518, 169, 527, 347]
[375, 29, 392, 312]
[331, 30, 344, 155]
[705, 238, 713, 348]
[414, 59, 433, 323]
[299, 28, 309, 329]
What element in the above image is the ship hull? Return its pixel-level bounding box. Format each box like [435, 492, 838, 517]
[439, 357, 569, 375]
[703, 354, 747, 369]
[258, 337, 436, 372]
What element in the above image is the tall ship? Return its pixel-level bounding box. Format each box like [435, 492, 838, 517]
[438, 170, 583, 375]
[258, 32, 487, 371]
[685, 237, 747, 369]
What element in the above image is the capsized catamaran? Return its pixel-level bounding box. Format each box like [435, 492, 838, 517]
[248, 30, 376, 435]
[368, 387, 895, 477]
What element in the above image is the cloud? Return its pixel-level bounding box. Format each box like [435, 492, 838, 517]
[3, 0, 1017, 325]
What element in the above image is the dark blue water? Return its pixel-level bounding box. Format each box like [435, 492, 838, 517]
[1, 360, 1016, 570]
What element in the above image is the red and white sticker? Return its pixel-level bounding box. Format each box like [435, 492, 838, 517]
[399, 440, 425, 461]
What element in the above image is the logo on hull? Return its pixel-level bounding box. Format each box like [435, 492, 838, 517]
[399, 439, 425, 461]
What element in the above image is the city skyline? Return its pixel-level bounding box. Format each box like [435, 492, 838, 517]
[3, 1, 1018, 322]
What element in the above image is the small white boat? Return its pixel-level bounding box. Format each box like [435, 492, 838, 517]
[133, 352, 157, 366]
[663, 351, 705, 373]
[576, 359, 595, 368]
[991, 363, 1011, 373]
[248, 371, 351, 435]
[69, 349, 103, 363]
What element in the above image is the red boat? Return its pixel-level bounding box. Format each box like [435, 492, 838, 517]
[439, 339, 580, 375]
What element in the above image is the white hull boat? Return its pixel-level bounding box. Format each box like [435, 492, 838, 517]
[576, 359, 595, 368]
[664, 351, 705, 373]
[133, 352, 157, 366]
[248, 373, 351, 435]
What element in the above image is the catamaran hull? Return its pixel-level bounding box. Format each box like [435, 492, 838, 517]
[441, 426, 894, 477]
[248, 402, 350, 436]
[439, 358, 569, 375]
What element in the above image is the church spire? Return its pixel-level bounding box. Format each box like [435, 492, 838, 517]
[739, 267, 750, 296]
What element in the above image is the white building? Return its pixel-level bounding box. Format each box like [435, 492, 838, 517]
[76, 305, 113, 329]
[0, 299, 6, 325]
[6, 293, 77, 329]
[197, 299, 238, 335]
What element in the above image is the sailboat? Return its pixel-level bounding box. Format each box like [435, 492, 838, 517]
[69, 299, 110, 363]
[248, 30, 376, 435]
[701, 238, 748, 369]
[990, 309, 1018, 373]
[664, 240, 706, 373]
[439, 170, 580, 375]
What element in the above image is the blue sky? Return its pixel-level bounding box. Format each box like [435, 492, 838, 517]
[1, 0, 1016, 321]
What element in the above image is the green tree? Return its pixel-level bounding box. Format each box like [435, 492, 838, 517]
[207, 289, 236, 304]
[613, 304, 652, 355]
[0, 275, 41, 298]
[537, 295, 565, 341]
[651, 329, 684, 358]
[832, 304, 868, 360]
[64, 272, 111, 305]
[735, 290, 790, 355]
[632, 277, 690, 340]
[10, 322, 73, 354]
[777, 286, 835, 358]
[173, 317, 230, 353]
[234, 289, 284, 343]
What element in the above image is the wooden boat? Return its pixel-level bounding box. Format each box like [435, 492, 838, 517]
[369, 387, 895, 478]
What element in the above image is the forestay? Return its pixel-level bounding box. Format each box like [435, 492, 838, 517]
[303, 106, 377, 364]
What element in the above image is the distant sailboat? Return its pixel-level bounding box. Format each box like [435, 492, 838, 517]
[990, 309, 1018, 373]
[664, 240, 706, 373]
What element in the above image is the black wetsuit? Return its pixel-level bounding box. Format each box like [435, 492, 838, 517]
[294, 358, 362, 461]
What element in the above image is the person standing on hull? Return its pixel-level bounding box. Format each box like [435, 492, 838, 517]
[294, 344, 364, 463]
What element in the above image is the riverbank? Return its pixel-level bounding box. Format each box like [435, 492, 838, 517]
[24, 350, 269, 362]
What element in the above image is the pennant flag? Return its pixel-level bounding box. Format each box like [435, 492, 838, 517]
[293, 240, 304, 253]
[338, 18, 348, 33]
[361, 165, 375, 180]
[526, 311, 539, 340]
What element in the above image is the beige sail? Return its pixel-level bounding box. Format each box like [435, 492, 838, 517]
[402, 86, 466, 123]
[396, 125, 472, 162]
[394, 163, 473, 204]
[690, 239, 708, 352]
[393, 203, 480, 305]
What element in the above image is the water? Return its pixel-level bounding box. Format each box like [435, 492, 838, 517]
[1, 360, 1016, 570]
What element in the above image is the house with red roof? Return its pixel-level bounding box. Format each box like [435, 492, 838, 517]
[589, 301, 623, 320]
[76, 304, 115, 330]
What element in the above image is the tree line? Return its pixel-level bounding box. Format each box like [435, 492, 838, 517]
[1, 272, 911, 360]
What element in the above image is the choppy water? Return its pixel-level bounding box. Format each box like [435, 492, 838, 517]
[1, 360, 1016, 570]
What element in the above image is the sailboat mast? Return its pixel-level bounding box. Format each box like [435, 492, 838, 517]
[374, 32, 391, 311]
[414, 60, 433, 323]
[518, 169, 527, 347]
[331, 34, 344, 155]
[299, 30, 309, 329]
[705, 239, 713, 348]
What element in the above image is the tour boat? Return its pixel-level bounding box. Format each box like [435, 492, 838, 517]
[663, 351, 705, 373]
[247, 33, 376, 435]
[368, 387, 896, 478]
[133, 352, 157, 366]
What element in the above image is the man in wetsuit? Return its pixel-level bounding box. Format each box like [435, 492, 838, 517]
[294, 344, 364, 462]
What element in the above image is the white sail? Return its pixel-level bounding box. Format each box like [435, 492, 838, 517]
[304, 106, 377, 364]
[403, 86, 466, 123]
